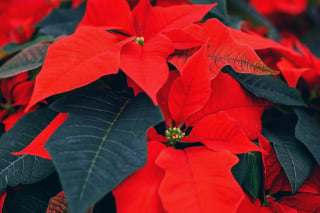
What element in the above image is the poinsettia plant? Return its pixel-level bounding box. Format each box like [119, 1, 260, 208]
[0, 0, 320, 212]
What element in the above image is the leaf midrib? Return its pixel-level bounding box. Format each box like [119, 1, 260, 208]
[208, 55, 271, 73]
[78, 99, 130, 201]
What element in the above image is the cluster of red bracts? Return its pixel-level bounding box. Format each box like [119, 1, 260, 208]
[0, 0, 319, 212]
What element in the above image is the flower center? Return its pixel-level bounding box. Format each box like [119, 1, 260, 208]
[135, 36, 144, 45]
[165, 127, 185, 147]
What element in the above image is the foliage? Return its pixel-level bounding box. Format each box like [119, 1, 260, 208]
[0, 0, 320, 212]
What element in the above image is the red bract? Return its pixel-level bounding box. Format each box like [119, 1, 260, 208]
[26, 26, 123, 111]
[113, 141, 244, 213]
[249, 0, 307, 15]
[168, 45, 211, 124]
[227, 27, 320, 91]
[113, 141, 166, 213]
[12, 113, 68, 159]
[279, 36, 320, 89]
[157, 146, 243, 213]
[237, 195, 275, 213]
[170, 19, 277, 79]
[0, 72, 36, 131]
[0, 192, 6, 213]
[240, 191, 320, 213]
[127, 0, 191, 8]
[259, 134, 289, 194]
[0, 0, 64, 49]
[188, 112, 264, 153]
[26, 0, 215, 109]
[158, 46, 264, 152]
[187, 72, 266, 141]
[227, 27, 303, 62]
[276, 58, 310, 87]
[113, 42, 265, 212]
[80, 0, 215, 103]
[278, 193, 320, 213]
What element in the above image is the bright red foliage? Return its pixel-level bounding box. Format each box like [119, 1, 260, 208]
[2, 0, 319, 212]
[250, 0, 307, 15]
[170, 19, 277, 79]
[0, 0, 64, 49]
[189, 112, 264, 153]
[187, 72, 265, 140]
[157, 146, 243, 213]
[27, 0, 216, 108]
[0, 72, 36, 130]
[26, 27, 123, 111]
[113, 141, 166, 213]
[12, 113, 68, 159]
[168, 45, 211, 124]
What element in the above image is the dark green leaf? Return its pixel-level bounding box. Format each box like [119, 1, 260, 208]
[5, 173, 61, 213]
[262, 129, 315, 194]
[0, 108, 56, 191]
[294, 108, 320, 165]
[224, 66, 307, 107]
[0, 42, 50, 78]
[46, 90, 163, 213]
[36, 3, 86, 37]
[1, 36, 54, 54]
[232, 152, 262, 199]
[191, 0, 230, 25]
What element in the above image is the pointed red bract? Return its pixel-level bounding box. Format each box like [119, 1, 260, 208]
[113, 141, 166, 213]
[0, 191, 6, 213]
[203, 19, 277, 76]
[187, 72, 265, 140]
[147, 128, 167, 142]
[170, 19, 277, 79]
[157, 70, 180, 127]
[120, 34, 174, 104]
[156, 146, 244, 213]
[250, 0, 307, 15]
[268, 197, 297, 213]
[1, 72, 29, 105]
[131, 0, 153, 36]
[11, 81, 35, 106]
[279, 193, 320, 212]
[277, 58, 310, 87]
[27, 27, 123, 110]
[188, 112, 263, 153]
[79, 0, 135, 34]
[169, 45, 211, 124]
[144, 3, 217, 37]
[12, 113, 68, 159]
[164, 29, 204, 49]
[126, 77, 143, 96]
[227, 27, 303, 64]
[237, 195, 273, 213]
